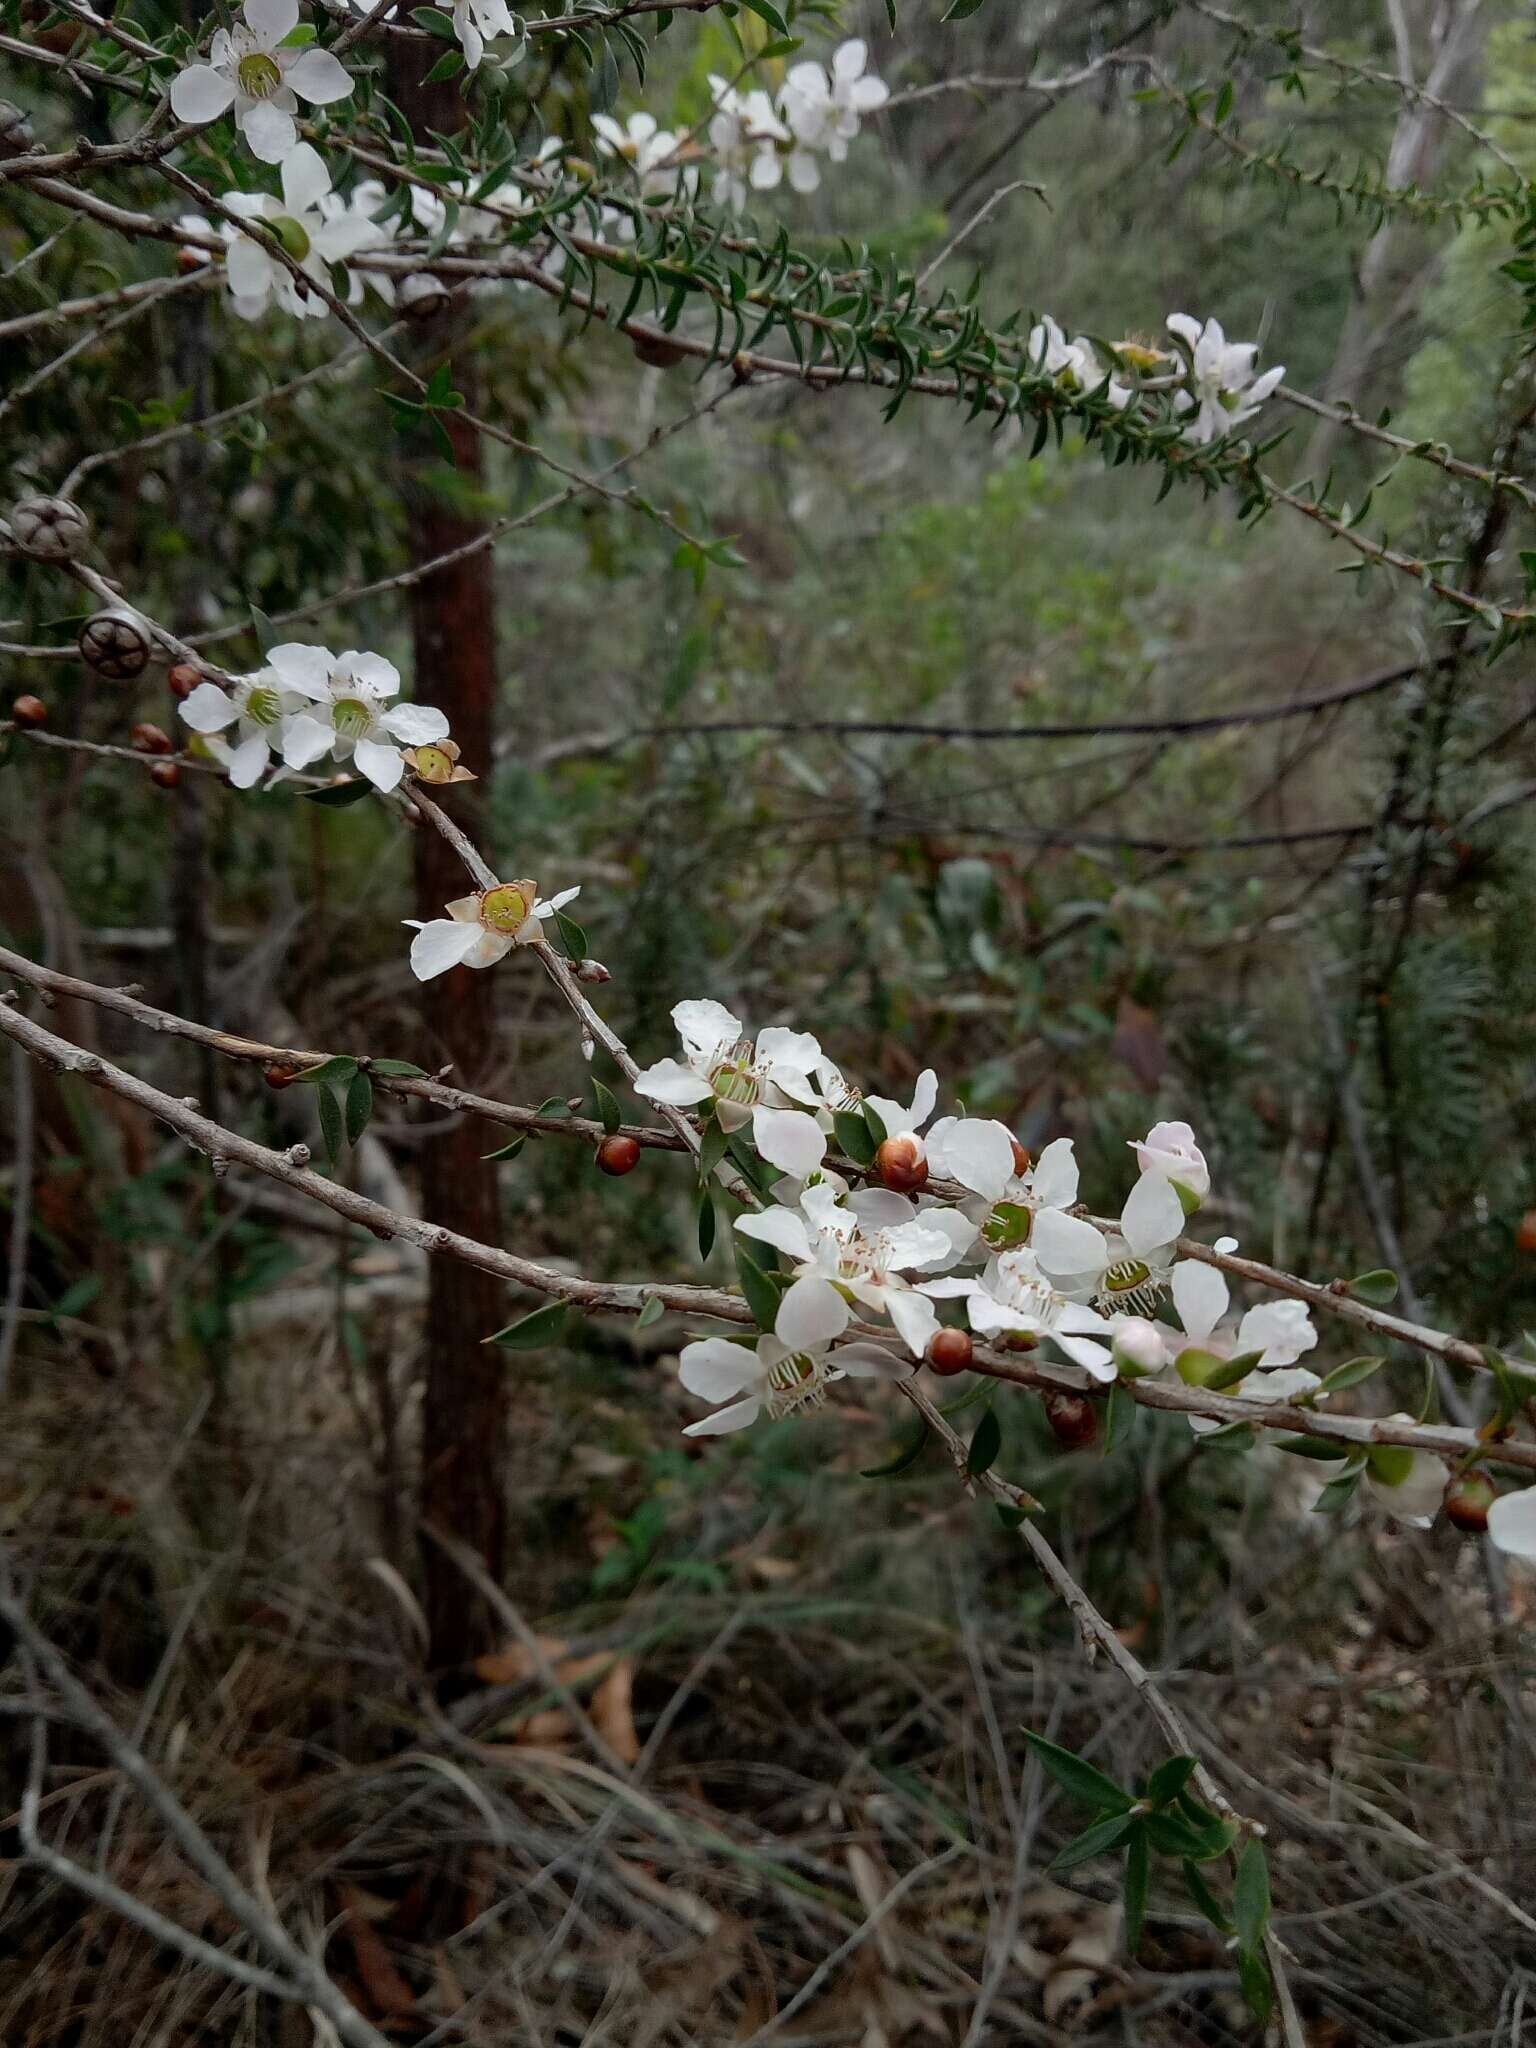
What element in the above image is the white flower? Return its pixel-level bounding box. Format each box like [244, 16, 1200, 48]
[736, 1182, 965, 1358]
[453, 0, 517, 70]
[405, 881, 581, 980]
[1028, 315, 1095, 386]
[1132, 1118, 1209, 1199]
[861, 1071, 1014, 1204]
[269, 641, 448, 789]
[1111, 1315, 1168, 1377]
[170, 0, 352, 163]
[1359, 1425, 1448, 1527]
[923, 1248, 1118, 1380]
[177, 668, 301, 788]
[678, 1331, 910, 1435]
[780, 39, 888, 162]
[708, 77, 789, 212]
[633, 1000, 829, 1176]
[592, 110, 684, 195]
[1164, 1260, 1319, 1432]
[1489, 1486, 1536, 1560]
[1026, 1124, 1210, 1310]
[1166, 313, 1284, 447]
[221, 145, 385, 321]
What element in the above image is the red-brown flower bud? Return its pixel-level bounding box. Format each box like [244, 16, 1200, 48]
[130, 721, 173, 754]
[263, 1063, 295, 1091]
[11, 694, 47, 727]
[149, 760, 182, 789]
[1443, 1470, 1496, 1533]
[875, 1135, 928, 1195]
[167, 663, 202, 700]
[926, 1328, 974, 1377]
[1044, 1390, 1097, 1450]
[596, 1134, 641, 1177]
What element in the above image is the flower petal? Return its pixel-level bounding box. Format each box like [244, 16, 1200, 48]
[752, 1106, 826, 1177]
[837, 1341, 913, 1381]
[353, 735, 404, 791]
[1488, 1486, 1536, 1562]
[242, 96, 297, 162]
[171, 64, 237, 124]
[680, 1337, 759, 1403]
[683, 1395, 761, 1436]
[281, 712, 337, 768]
[1031, 1207, 1108, 1279]
[672, 998, 741, 1061]
[225, 730, 270, 788]
[632, 1057, 713, 1107]
[776, 1275, 849, 1349]
[925, 1115, 1014, 1201]
[1120, 1171, 1185, 1255]
[225, 234, 274, 300]
[408, 917, 484, 981]
[382, 701, 450, 744]
[885, 1287, 939, 1357]
[244, 0, 298, 47]
[735, 1207, 813, 1263]
[1170, 1259, 1227, 1347]
[267, 642, 334, 694]
[286, 43, 352, 105]
[280, 140, 331, 215]
[178, 681, 238, 734]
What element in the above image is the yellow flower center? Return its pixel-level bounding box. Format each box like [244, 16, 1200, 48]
[237, 51, 283, 98]
[410, 744, 455, 782]
[479, 884, 531, 934]
[244, 682, 281, 727]
[331, 694, 373, 739]
[269, 213, 312, 263]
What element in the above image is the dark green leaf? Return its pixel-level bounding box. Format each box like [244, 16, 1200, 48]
[1022, 1731, 1133, 1814]
[1315, 1354, 1385, 1395]
[301, 778, 372, 806]
[483, 1134, 527, 1161]
[592, 1077, 622, 1135]
[1233, 1838, 1271, 1956]
[967, 1406, 1001, 1476]
[344, 1068, 373, 1145]
[735, 1245, 782, 1332]
[698, 1118, 730, 1184]
[941, 0, 988, 17]
[291, 1056, 359, 1087]
[1183, 1859, 1234, 1935]
[487, 1299, 572, 1349]
[1273, 1433, 1353, 1460]
[554, 909, 587, 961]
[1122, 1825, 1149, 1956]
[636, 1293, 664, 1329]
[1145, 1755, 1197, 1809]
[861, 1419, 931, 1478]
[412, 5, 456, 30]
[249, 603, 278, 653]
[1237, 1946, 1274, 2022]
[1047, 1809, 1136, 1872]
[833, 1108, 877, 1166]
[423, 46, 464, 82]
[368, 1059, 427, 1078]
[317, 1083, 344, 1163]
[1347, 1267, 1399, 1305]
[1103, 1380, 1134, 1454]
[1312, 1469, 1365, 1514]
[738, 0, 788, 30]
[698, 1188, 716, 1260]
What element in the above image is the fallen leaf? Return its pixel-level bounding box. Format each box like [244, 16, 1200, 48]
[592, 1655, 640, 1764]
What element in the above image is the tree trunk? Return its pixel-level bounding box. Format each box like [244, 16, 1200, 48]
[388, 51, 509, 1676]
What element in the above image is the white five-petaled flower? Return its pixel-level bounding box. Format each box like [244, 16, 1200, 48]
[1164, 1259, 1319, 1432]
[221, 145, 384, 321]
[1133, 1118, 1209, 1199]
[923, 1248, 1119, 1380]
[736, 1183, 967, 1358]
[707, 78, 790, 211]
[678, 1331, 911, 1435]
[177, 668, 301, 788]
[780, 39, 888, 166]
[861, 1069, 1016, 1205]
[1027, 1121, 1209, 1311]
[633, 999, 829, 1176]
[591, 111, 687, 196]
[452, 0, 518, 70]
[1165, 313, 1284, 447]
[268, 641, 448, 790]
[170, 0, 352, 163]
[405, 881, 581, 981]
[1026, 317, 1132, 408]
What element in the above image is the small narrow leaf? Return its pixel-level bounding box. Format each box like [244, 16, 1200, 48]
[592, 1077, 622, 1136]
[369, 1059, 427, 1078]
[291, 1056, 359, 1087]
[861, 1419, 931, 1479]
[735, 1245, 782, 1333]
[833, 1109, 877, 1166]
[554, 909, 588, 961]
[317, 1083, 344, 1163]
[1315, 1354, 1385, 1394]
[1347, 1267, 1399, 1305]
[1233, 1838, 1271, 1956]
[344, 1068, 373, 1145]
[487, 1300, 572, 1350]
[1022, 1731, 1134, 1814]
[967, 1406, 1001, 1476]
[1122, 1826, 1150, 1956]
[698, 1188, 716, 1260]
[1145, 1755, 1197, 1809]
[483, 1134, 527, 1161]
[636, 1293, 664, 1329]
[1047, 1810, 1136, 1872]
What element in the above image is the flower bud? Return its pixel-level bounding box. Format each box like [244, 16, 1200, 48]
[167, 663, 202, 700]
[263, 1063, 295, 1091]
[177, 246, 207, 275]
[1518, 1211, 1536, 1254]
[875, 1135, 927, 1195]
[926, 1327, 974, 1377]
[1044, 1390, 1097, 1449]
[398, 272, 450, 320]
[10, 494, 89, 562]
[596, 1133, 641, 1177]
[149, 760, 182, 789]
[79, 608, 151, 680]
[632, 331, 690, 370]
[1009, 1138, 1030, 1178]
[1443, 1470, 1496, 1532]
[1111, 1317, 1166, 1379]
[129, 721, 172, 755]
[11, 694, 47, 728]
[575, 958, 611, 984]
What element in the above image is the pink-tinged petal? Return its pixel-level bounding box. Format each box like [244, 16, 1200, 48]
[244, 0, 298, 46]
[837, 1341, 913, 1381]
[280, 140, 331, 214]
[683, 1396, 760, 1436]
[752, 1106, 826, 1178]
[178, 681, 238, 734]
[1031, 1207, 1108, 1278]
[225, 731, 270, 788]
[382, 701, 450, 744]
[408, 917, 484, 981]
[776, 1275, 849, 1350]
[280, 712, 336, 768]
[735, 1207, 813, 1263]
[242, 96, 296, 162]
[672, 998, 741, 1060]
[1488, 1487, 1536, 1562]
[352, 735, 403, 791]
[680, 1337, 760, 1403]
[267, 642, 334, 693]
[171, 65, 237, 123]
[1120, 1171, 1185, 1255]
[1170, 1259, 1227, 1347]
[885, 1288, 939, 1357]
[632, 1057, 713, 1107]
[286, 43, 352, 105]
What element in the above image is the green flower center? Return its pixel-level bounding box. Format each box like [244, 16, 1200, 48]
[244, 682, 281, 728]
[708, 1046, 760, 1108]
[269, 213, 312, 262]
[982, 1201, 1032, 1252]
[331, 694, 373, 739]
[237, 51, 283, 99]
[1103, 1259, 1152, 1296]
[480, 884, 531, 934]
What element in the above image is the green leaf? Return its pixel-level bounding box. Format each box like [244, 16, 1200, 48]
[249, 603, 279, 653]
[317, 1083, 344, 1163]
[290, 1056, 359, 1087]
[967, 1406, 1001, 1476]
[1272, 1433, 1350, 1460]
[554, 909, 587, 961]
[861, 1101, 888, 1146]
[1122, 1825, 1149, 1957]
[941, 0, 988, 16]
[487, 1299, 572, 1349]
[301, 778, 372, 806]
[369, 1059, 427, 1078]
[737, 0, 787, 30]
[698, 1188, 716, 1260]
[1347, 1267, 1399, 1305]
[1047, 1809, 1136, 1872]
[1315, 1354, 1385, 1395]
[1193, 1421, 1256, 1451]
[636, 1293, 664, 1329]
[1022, 1731, 1134, 1814]
[1312, 1469, 1364, 1513]
[1201, 1348, 1264, 1392]
[735, 1245, 782, 1332]
[483, 1134, 526, 1161]
[1237, 1946, 1274, 2022]
[592, 1077, 622, 1136]
[412, 5, 456, 31]
[833, 1108, 877, 1166]
[861, 1419, 931, 1479]
[1233, 1838, 1271, 1957]
[1103, 1380, 1134, 1454]
[697, 1118, 730, 1184]
[1145, 1755, 1197, 1809]
[344, 1068, 373, 1145]
[1183, 1858, 1234, 1933]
